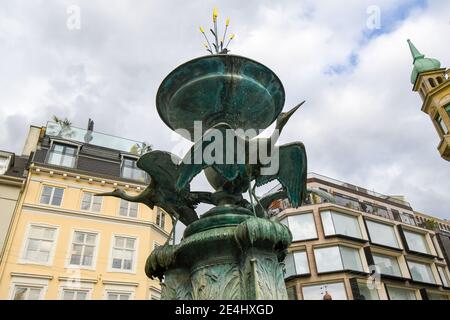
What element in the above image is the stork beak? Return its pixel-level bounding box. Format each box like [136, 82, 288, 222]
[285, 100, 305, 118]
[95, 191, 115, 197]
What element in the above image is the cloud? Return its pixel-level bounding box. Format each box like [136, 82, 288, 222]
[0, 0, 448, 220]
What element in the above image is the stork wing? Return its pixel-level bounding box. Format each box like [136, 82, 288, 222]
[176, 123, 246, 190]
[256, 142, 307, 208]
[137, 151, 181, 188]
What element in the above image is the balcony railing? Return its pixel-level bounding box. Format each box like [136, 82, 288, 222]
[45, 121, 146, 154]
[307, 173, 411, 208]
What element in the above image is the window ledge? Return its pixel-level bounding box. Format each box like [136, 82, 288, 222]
[324, 234, 368, 244]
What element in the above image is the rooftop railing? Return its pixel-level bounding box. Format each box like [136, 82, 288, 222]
[45, 121, 146, 154]
[307, 172, 411, 207]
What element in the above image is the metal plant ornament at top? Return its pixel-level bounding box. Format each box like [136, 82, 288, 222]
[97, 8, 333, 300]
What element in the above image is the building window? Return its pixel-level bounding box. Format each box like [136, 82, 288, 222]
[107, 291, 132, 300]
[436, 114, 448, 134]
[81, 192, 102, 212]
[12, 286, 43, 300]
[321, 211, 362, 239]
[62, 289, 89, 300]
[119, 199, 138, 218]
[429, 78, 437, 88]
[40, 186, 64, 206]
[302, 282, 347, 300]
[403, 230, 430, 254]
[23, 225, 57, 264]
[428, 292, 449, 300]
[437, 266, 450, 287]
[281, 213, 317, 241]
[372, 253, 402, 277]
[445, 104, 450, 118]
[111, 236, 137, 271]
[354, 280, 380, 300]
[407, 260, 436, 284]
[69, 231, 97, 267]
[284, 251, 309, 278]
[47, 143, 77, 168]
[365, 220, 399, 249]
[286, 287, 297, 300]
[314, 246, 363, 273]
[386, 286, 416, 300]
[121, 157, 146, 182]
[334, 193, 360, 210]
[400, 213, 416, 226]
[156, 209, 165, 229]
[361, 203, 391, 219]
[0, 155, 10, 174]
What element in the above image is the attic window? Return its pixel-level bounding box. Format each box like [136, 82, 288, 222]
[0, 155, 10, 175]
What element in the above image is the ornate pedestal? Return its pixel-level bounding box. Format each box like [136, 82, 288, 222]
[146, 205, 292, 300]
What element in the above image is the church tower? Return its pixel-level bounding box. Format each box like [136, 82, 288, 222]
[408, 39, 450, 161]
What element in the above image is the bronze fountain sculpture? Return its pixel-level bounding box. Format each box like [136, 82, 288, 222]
[97, 9, 332, 299]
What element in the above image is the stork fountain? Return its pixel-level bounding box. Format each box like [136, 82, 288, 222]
[98, 9, 312, 300]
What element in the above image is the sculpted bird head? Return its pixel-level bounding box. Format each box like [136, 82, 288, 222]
[276, 101, 305, 131]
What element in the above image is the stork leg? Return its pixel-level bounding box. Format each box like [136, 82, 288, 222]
[252, 183, 266, 218]
[164, 216, 178, 246]
[248, 177, 257, 217]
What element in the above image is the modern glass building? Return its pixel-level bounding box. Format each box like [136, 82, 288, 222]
[273, 173, 450, 300]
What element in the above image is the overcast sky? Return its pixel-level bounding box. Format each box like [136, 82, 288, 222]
[0, 0, 449, 220]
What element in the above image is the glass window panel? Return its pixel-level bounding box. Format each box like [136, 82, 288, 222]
[321, 211, 362, 239]
[63, 291, 75, 300]
[86, 234, 96, 245]
[74, 232, 85, 243]
[51, 188, 64, 206]
[438, 266, 449, 287]
[341, 246, 363, 271]
[92, 196, 102, 212]
[302, 282, 347, 300]
[287, 214, 317, 241]
[314, 246, 343, 273]
[129, 203, 138, 218]
[428, 293, 449, 300]
[77, 292, 87, 300]
[119, 294, 130, 300]
[321, 211, 335, 235]
[28, 288, 41, 300]
[40, 186, 53, 204]
[334, 194, 360, 210]
[81, 193, 92, 210]
[13, 287, 27, 300]
[386, 286, 416, 300]
[112, 258, 122, 269]
[126, 238, 135, 249]
[115, 237, 125, 248]
[372, 253, 401, 277]
[356, 280, 379, 300]
[404, 230, 430, 254]
[107, 293, 118, 300]
[407, 261, 436, 284]
[284, 251, 309, 278]
[366, 220, 399, 248]
[48, 143, 77, 168]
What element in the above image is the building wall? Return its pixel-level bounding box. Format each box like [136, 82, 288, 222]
[0, 181, 23, 261]
[0, 167, 171, 300]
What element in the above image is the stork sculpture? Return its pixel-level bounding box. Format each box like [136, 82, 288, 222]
[175, 102, 307, 217]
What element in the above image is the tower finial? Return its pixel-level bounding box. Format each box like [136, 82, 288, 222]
[407, 39, 425, 62]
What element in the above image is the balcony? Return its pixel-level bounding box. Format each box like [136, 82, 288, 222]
[45, 121, 146, 154]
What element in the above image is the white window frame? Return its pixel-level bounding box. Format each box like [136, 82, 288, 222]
[118, 199, 139, 218]
[39, 185, 65, 207]
[9, 276, 50, 300]
[0, 154, 11, 175]
[59, 288, 92, 300]
[108, 234, 139, 274]
[104, 289, 134, 300]
[19, 223, 59, 266]
[80, 191, 103, 213]
[46, 140, 80, 168]
[10, 284, 45, 300]
[156, 208, 166, 229]
[65, 228, 100, 270]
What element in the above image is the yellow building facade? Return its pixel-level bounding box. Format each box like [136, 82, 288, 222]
[0, 123, 171, 300]
[408, 40, 450, 161]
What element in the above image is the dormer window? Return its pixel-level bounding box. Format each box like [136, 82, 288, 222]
[0, 155, 10, 175]
[121, 157, 147, 182]
[47, 142, 78, 168]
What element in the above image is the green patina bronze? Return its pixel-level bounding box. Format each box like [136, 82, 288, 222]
[97, 52, 331, 300]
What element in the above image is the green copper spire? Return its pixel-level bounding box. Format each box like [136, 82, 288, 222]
[407, 39, 441, 85]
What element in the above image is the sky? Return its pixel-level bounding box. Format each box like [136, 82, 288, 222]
[0, 0, 449, 220]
